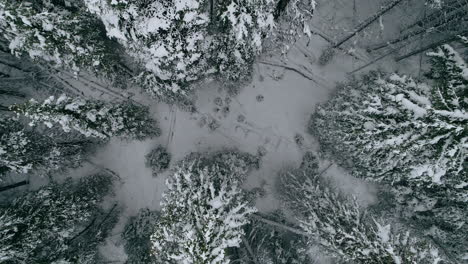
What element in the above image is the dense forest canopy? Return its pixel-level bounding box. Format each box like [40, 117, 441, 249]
[0, 0, 466, 263]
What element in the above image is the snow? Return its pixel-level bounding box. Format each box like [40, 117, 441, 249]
[434, 109, 468, 119]
[375, 221, 391, 243]
[409, 165, 446, 184]
[393, 94, 427, 118]
[146, 16, 171, 32]
[152, 45, 169, 58]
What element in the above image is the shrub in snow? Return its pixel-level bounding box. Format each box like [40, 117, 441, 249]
[123, 209, 160, 264]
[0, 119, 91, 177]
[278, 154, 443, 263]
[84, 0, 275, 101]
[11, 95, 160, 140]
[150, 151, 257, 263]
[0, 174, 117, 263]
[0, 0, 126, 84]
[145, 145, 171, 176]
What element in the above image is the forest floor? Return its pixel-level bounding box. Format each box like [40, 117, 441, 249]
[0, 0, 428, 262]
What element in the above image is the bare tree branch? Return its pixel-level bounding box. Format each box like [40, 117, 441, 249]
[333, 0, 406, 48]
[0, 180, 29, 192]
[251, 213, 311, 237]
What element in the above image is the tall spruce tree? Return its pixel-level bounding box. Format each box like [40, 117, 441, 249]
[278, 154, 444, 264]
[150, 151, 258, 264]
[0, 174, 118, 263]
[309, 44, 467, 261]
[84, 0, 275, 101]
[310, 69, 466, 189]
[0, 118, 91, 177]
[11, 95, 160, 140]
[0, 0, 125, 83]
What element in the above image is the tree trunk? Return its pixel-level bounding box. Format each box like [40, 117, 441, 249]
[210, 0, 214, 21]
[395, 30, 468, 61]
[0, 88, 25, 98]
[251, 214, 311, 237]
[318, 163, 334, 177]
[0, 180, 29, 192]
[0, 59, 32, 73]
[95, 203, 118, 231]
[68, 218, 97, 243]
[333, 0, 405, 48]
[401, 0, 467, 32]
[0, 104, 11, 111]
[56, 140, 93, 146]
[349, 45, 404, 74]
[371, 7, 468, 51]
[241, 237, 260, 264]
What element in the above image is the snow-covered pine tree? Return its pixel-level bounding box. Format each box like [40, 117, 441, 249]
[84, 0, 211, 101]
[309, 44, 467, 261]
[277, 154, 443, 264]
[212, 0, 275, 85]
[150, 151, 257, 263]
[11, 94, 160, 140]
[0, 174, 118, 263]
[84, 0, 275, 101]
[310, 68, 466, 189]
[0, 118, 90, 177]
[123, 209, 160, 264]
[0, 0, 125, 83]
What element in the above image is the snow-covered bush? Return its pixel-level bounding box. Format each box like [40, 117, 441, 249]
[145, 145, 171, 176]
[0, 0, 124, 82]
[84, 0, 275, 100]
[123, 209, 160, 264]
[11, 94, 160, 140]
[278, 154, 443, 263]
[0, 119, 90, 177]
[150, 151, 257, 263]
[0, 174, 117, 263]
